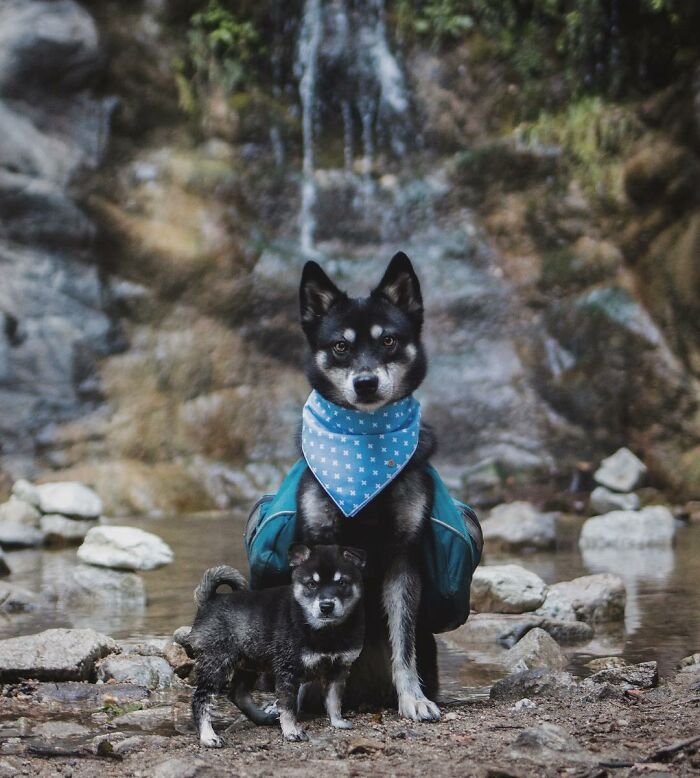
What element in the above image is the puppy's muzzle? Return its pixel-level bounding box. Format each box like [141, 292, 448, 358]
[353, 373, 378, 401]
[319, 599, 335, 616]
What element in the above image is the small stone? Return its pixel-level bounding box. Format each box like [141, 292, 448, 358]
[580, 660, 658, 691]
[163, 643, 194, 678]
[590, 486, 640, 513]
[545, 574, 625, 622]
[482, 502, 556, 551]
[96, 655, 173, 690]
[40, 514, 98, 545]
[35, 481, 103, 519]
[538, 619, 593, 644]
[0, 628, 118, 682]
[0, 498, 41, 526]
[471, 565, 547, 614]
[594, 447, 647, 492]
[678, 652, 700, 669]
[0, 581, 39, 613]
[11, 480, 40, 508]
[505, 628, 567, 672]
[77, 526, 173, 571]
[580, 506, 676, 548]
[444, 711, 457, 721]
[112, 706, 176, 732]
[509, 723, 593, 765]
[585, 656, 628, 672]
[511, 698, 537, 711]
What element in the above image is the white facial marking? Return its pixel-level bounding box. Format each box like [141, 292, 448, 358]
[370, 325, 383, 339]
[334, 571, 341, 581]
[405, 343, 417, 359]
[315, 351, 330, 370]
[343, 328, 356, 343]
[312, 572, 320, 582]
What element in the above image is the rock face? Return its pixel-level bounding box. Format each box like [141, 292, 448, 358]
[96, 654, 174, 689]
[579, 506, 676, 548]
[0, 628, 117, 681]
[471, 565, 547, 614]
[545, 574, 626, 622]
[481, 502, 556, 551]
[505, 628, 567, 672]
[35, 482, 103, 519]
[594, 447, 647, 492]
[590, 486, 640, 513]
[77, 526, 174, 570]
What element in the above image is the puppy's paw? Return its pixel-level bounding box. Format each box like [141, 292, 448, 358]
[398, 693, 441, 722]
[283, 728, 309, 742]
[200, 732, 224, 748]
[330, 717, 353, 730]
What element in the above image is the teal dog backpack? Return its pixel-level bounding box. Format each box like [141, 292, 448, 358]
[244, 459, 482, 634]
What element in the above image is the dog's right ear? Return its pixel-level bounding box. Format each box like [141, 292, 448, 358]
[288, 543, 311, 568]
[342, 547, 367, 570]
[299, 261, 345, 328]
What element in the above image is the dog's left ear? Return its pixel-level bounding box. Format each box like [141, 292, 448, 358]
[288, 544, 311, 568]
[371, 252, 423, 326]
[342, 547, 367, 570]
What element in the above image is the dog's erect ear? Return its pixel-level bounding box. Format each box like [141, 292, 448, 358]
[299, 261, 345, 328]
[342, 547, 367, 570]
[371, 252, 423, 324]
[288, 543, 311, 568]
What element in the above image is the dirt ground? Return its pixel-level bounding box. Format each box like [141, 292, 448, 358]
[1, 669, 699, 778]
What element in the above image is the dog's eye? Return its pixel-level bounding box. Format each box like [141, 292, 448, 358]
[305, 580, 318, 590]
[382, 335, 396, 348]
[332, 341, 348, 355]
[336, 578, 346, 588]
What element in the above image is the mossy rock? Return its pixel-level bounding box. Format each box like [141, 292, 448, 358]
[453, 139, 559, 191]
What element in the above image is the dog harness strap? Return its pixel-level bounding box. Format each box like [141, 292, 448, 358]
[301, 390, 421, 517]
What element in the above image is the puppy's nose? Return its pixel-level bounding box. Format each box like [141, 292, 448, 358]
[353, 374, 378, 399]
[319, 599, 335, 616]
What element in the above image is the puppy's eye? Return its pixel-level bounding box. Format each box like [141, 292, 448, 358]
[336, 579, 346, 588]
[332, 341, 348, 355]
[305, 580, 318, 590]
[382, 335, 396, 348]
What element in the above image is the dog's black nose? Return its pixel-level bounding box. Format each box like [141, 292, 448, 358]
[319, 599, 335, 616]
[353, 374, 378, 398]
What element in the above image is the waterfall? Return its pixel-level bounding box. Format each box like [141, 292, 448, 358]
[294, 0, 411, 252]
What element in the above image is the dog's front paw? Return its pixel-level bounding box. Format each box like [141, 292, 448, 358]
[200, 732, 224, 748]
[283, 728, 309, 742]
[398, 693, 440, 722]
[330, 717, 353, 730]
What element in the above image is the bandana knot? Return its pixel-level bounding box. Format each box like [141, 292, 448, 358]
[301, 390, 421, 517]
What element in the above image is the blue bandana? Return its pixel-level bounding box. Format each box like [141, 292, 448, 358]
[301, 390, 421, 517]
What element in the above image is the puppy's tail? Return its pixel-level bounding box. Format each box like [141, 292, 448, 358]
[194, 565, 248, 608]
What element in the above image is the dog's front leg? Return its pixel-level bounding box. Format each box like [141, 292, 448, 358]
[382, 553, 440, 722]
[324, 671, 352, 729]
[275, 673, 308, 742]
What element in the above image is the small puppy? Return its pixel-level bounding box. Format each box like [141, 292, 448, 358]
[190, 544, 365, 746]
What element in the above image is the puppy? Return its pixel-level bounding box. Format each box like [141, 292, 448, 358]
[296, 252, 441, 721]
[190, 544, 365, 746]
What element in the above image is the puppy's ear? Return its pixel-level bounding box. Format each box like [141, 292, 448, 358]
[288, 543, 311, 568]
[371, 252, 423, 326]
[342, 547, 367, 570]
[300, 261, 345, 329]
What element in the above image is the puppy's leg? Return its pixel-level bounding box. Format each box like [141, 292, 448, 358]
[382, 553, 440, 722]
[275, 673, 308, 742]
[193, 685, 223, 748]
[324, 672, 352, 729]
[230, 670, 278, 726]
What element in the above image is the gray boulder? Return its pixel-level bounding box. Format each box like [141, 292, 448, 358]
[579, 505, 676, 548]
[43, 563, 146, 610]
[594, 447, 647, 492]
[35, 481, 102, 519]
[590, 486, 640, 513]
[490, 668, 577, 701]
[0, 497, 40, 526]
[482, 501, 556, 551]
[505, 628, 567, 672]
[0, 521, 44, 547]
[40, 514, 98, 545]
[534, 588, 578, 622]
[471, 565, 547, 614]
[77, 526, 173, 571]
[0, 628, 117, 681]
[96, 654, 173, 690]
[581, 660, 658, 691]
[0, 581, 39, 613]
[545, 574, 626, 622]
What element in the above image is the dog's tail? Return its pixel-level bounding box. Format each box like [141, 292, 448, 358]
[194, 565, 248, 608]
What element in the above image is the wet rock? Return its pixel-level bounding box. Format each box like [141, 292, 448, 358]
[509, 722, 594, 765]
[35, 481, 102, 519]
[31, 681, 148, 706]
[590, 486, 640, 513]
[96, 654, 174, 690]
[581, 660, 658, 691]
[471, 565, 547, 614]
[0, 628, 118, 681]
[533, 588, 578, 622]
[678, 652, 700, 670]
[0, 521, 44, 547]
[32, 720, 90, 740]
[0, 498, 40, 526]
[112, 705, 176, 732]
[0, 581, 39, 613]
[481, 502, 556, 551]
[93, 734, 170, 758]
[585, 656, 628, 672]
[43, 563, 146, 610]
[164, 642, 194, 678]
[77, 526, 174, 570]
[594, 447, 647, 492]
[545, 574, 626, 622]
[40, 514, 98, 545]
[538, 619, 593, 644]
[11, 480, 39, 508]
[505, 628, 567, 672]
[0, 549, 9, 577]
[579, 505, 676, 548]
